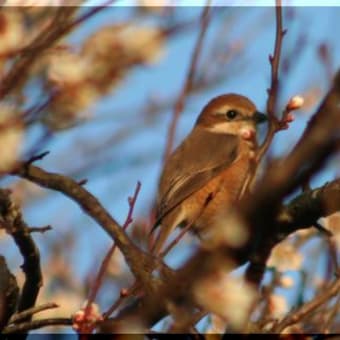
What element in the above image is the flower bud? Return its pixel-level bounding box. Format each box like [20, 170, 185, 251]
[286, 95, 304, 111]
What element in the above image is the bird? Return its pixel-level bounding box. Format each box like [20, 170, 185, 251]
[151, 93, 267, 255]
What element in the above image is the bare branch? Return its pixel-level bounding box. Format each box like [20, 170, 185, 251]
[0, 189, 42, 325]
[11, 164, 158, 289]
[83, 182, 141, 332]
[0, 256, 19, 331]
[258, 0, 286, 159]
[26, 225, 52, 233]
[2, 318, 72, 334]
[239, 1, 286, 197]
[9, 303, 59, 324]
[266, 0, 285, 120]
[273, 279, 340, 332]
[103, 283, 138, 319]
[163, 3, 211, 162]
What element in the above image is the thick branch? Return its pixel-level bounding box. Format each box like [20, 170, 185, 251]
[245, 178, 340, 285]
[243, 70, 340, 234]
[0, 189, 42, 327]
[277, 178, 340, 235]
[0, 256, 19, 332]
[11, 164, 157, 289]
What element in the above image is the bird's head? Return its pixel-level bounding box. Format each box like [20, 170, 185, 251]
[196, 94, 267, 140]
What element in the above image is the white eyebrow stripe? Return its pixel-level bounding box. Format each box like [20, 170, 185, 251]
[206, 121, 239, 134]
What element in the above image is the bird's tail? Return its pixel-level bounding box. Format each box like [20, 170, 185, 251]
[149, 210, 184, 255]
[150, 222, 175, 256]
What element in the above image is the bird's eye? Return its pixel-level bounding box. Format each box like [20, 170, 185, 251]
[226, 110, 238, 120]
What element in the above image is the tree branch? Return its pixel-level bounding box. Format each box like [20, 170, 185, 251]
[266, 0, 285, 121]
[163, 3, 211, 162]
[0, 256, 19, 332]
[11, 164, 158, 290]
[2, 318, 72, 334]
[240, 1, 286, 197]
[8, 302, 59, 324]
[0, 189, 42, 329]
[273, 278, 340, 332]
[83, 181, 141, 332]
[243, 67, 340, 284]
[243, 69, 340, 239]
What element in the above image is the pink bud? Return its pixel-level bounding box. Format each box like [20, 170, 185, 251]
[286, 95, 304, 111]
[280, 112, 295, 130]
[73, 310, 85, 321]
[72, 324, 80, 331]
[120, 287, 129, 297]
[285, 112, 295, 122]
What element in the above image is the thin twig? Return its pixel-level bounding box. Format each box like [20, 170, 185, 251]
[103, 283, 139, 319]
[26, 151, 50, 165]
[64, 0, 115, 34]
[78, 179, 88, 186]
[238, 0, 286, 197]
[2, 318, 72, 334]
[9, 302, 59, 324]
[324, 231, 340, 280]
[159, 222, 193, 258]
[318, 43, 334, 83]
[273, 279, 340, 332]
[266, 0, 285, 120]
[322, 293, 340, 333]
[82, 182, 141, 331]
[255, 0, 286, 161]
[151, 184, 215, 257]
[163, 2, 211, 163]
[26, 225, 52, 233]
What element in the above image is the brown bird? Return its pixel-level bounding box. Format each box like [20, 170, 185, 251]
[152, 93, 267, 255]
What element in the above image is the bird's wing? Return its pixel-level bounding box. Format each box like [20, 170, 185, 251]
[155, 127, 240, 225]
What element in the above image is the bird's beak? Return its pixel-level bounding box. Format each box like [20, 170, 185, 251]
[253, 111, 267, 124]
